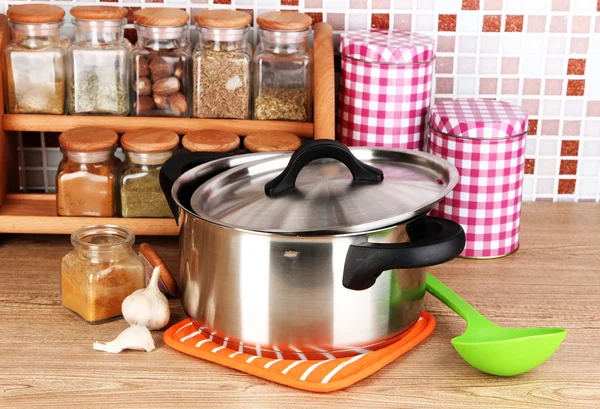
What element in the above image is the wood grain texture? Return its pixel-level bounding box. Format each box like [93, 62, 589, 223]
[312, 23, 336, 141]
[0, 194, 180, 235]
[1, 203, 599, 409]
[2, 114, 315, 137]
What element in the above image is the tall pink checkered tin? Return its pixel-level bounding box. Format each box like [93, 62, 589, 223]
[428, 99, 529, 258]
[337, 30, 435, 150]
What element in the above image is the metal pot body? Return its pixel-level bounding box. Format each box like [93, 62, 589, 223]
[180, 212, 425, 358]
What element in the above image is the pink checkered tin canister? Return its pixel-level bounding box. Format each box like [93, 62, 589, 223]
[337, 29, 435, 150]
[428, 99, 529, 259]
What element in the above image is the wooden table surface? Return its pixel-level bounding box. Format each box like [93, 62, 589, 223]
[1, 202, 599, 409]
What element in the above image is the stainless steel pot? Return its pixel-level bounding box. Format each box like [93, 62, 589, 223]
[161, 141, 465, 359]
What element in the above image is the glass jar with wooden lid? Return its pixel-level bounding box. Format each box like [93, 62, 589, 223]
[61, 225, 147, 324]
[4, 4, 67, 114]
[67, 6, 131, 116]
[120, 128, 180, 218]
[192, 10, 252, 119]
[56, 127, 120, 217]
[131, 8, 191, 117]
[253, 12, 313, 122]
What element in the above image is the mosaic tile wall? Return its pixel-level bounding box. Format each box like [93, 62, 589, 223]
[5, 0, 600, 202]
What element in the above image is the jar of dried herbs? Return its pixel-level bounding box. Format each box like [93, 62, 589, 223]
[120, 128, 179, 218]
[67, 6, 130, 116]
[131, 8, 191, 117]
[56, 127, 120, 217]
[253, 12, 313, 122]
[192, 10, 252, 119]
[61, 225, 147, 324]
[4, 4, 67, 114]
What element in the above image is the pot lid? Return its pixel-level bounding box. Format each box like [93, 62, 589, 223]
[190, 141, 458, 235]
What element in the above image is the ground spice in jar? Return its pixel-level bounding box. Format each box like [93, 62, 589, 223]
[254, 88, 308, 121]
[69, 68, 129, 115]
[56, 127, 119, 217]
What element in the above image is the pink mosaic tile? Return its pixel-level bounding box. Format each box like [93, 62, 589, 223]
[542, 120, 560, 135]
[501, 78, 520, 94]
[563, 121, 581, 136]
[550, 16, 568, 33]
[571, 16, 591, 33]
[586, 101, 600, 116]
[484, 0, 502, 10]
[545, 79, 564, 95]
[327, 13, 344, 30]
[522, 99, 540, 116]
[501, 57, 519, 74]
[372, 0, 390, 8]
[528, 16, 547, 33]
[350, 0, 367, 8]
[597, 16, 600, 33]
[436, 35, 455, 52]
[479, 78, 498, 94]
[305, 0, 322, 7]
[436, 57, 454, 74]
[570, 38, 589, 54]
[552, 0, 570, 11]
[436, 78, 454, 94]
[523, 79, 541, 95]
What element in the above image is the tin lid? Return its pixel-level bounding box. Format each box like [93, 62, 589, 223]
[340, 29, 435, 64]
[7, 4, 65, 24]
[429, 99, 529, 139]
[190, 140, 459, 235]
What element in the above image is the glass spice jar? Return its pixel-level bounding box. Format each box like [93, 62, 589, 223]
[120, 128, 179, 218]
[131, 8, 191, 117]
[192, 10, 252, 119]
[61, 225, 147, 324]
[253, 12, 313, 122]
[67, 6, 131, 116]
[56, 127, 120, 217]
[4, 4, 67, 114]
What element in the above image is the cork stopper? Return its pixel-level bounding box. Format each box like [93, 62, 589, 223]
[256, 11, 312, 31]
[121, 128, 180, 153]
[7, 4, 65, 24]
[133, 8, 189, 27]
[243, 131, 302, 152]
[182, 130, 240, 153]
[194, 10, 252, 29]
[58, 127, 118, 152]
[70, 6, 128, 21]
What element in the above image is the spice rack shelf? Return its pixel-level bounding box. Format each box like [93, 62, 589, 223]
[0, 15, 335, 236]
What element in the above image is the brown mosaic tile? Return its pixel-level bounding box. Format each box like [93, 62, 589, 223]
[561, 140, 579, 156]
[558, 179, 576, 194]
[483, 15, 501, 32]
[44, 132, 60, 148]
[100, 0, 118, 2]
[598, 0, 600, 11]
[566, 79, 585, 96]
[559, 160, 578, 175]
[528, 119, 538, 135]
[307, 12, 323, 25]
[371, 13, 389, 29]
[525, 159, 535, 175]
[281, 0, 299, 4]
[438, 14, 457, 31]
[567, 58, 586, 75]
[505, 15, 523, 32]
[462, 0, 480, 10]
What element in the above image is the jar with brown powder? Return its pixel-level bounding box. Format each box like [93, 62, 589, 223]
[56, 127, 120, 216]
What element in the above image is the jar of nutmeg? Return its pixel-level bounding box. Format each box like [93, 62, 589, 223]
[131, 8, 191, 117]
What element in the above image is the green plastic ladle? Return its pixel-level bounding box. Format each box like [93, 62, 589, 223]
[425, 273, 567, 376]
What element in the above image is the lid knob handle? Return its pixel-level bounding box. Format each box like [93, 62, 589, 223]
[264, 140, 384, 197]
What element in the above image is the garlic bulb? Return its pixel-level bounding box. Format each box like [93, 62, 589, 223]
[122, 266, 170, 330]
[93, 325, 155, 354]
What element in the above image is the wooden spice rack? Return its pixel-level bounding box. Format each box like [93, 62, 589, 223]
[0, 15, 336, 236]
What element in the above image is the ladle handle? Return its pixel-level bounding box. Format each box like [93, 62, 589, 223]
[426, 273, 493, 328]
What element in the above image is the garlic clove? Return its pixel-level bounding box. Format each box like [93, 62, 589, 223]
[121, 266, 170, 331]
[93, 325, 155, 354]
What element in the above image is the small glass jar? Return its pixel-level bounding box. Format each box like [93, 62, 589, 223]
[120, 128, 179, 218]
[192, 10, 252, 119]
[131, 8, 191, 117]
[253, 12, 313, 122]
[4, 4, 67, 114]
[61, 225, 147, 324]
[67, 6, 131, 115]
[56, 127, 120, 217]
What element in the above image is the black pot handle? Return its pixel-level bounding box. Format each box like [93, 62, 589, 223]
[264, 140, 384, 197]
[343, 216, 465, 291]
[159, 151, 234, 221]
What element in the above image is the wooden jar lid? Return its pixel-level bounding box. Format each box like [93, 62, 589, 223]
[256, 11, 312, 31]
[7, 4, 65, 24]
[121, 128, 180, 153]
[182, 130, 240, 153]
[244, 131, 302, 152]
[70, 6, 128, 20]
[133, 8, 189, 27]
[58, 127, 118, 152]
[194, 10, 252, 29]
